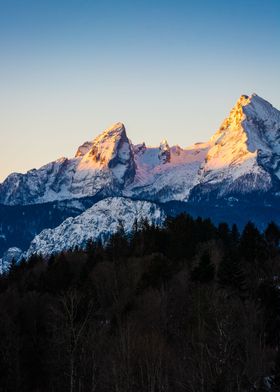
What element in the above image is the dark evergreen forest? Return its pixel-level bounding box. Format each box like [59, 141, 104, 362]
[1, 214, 280, 392]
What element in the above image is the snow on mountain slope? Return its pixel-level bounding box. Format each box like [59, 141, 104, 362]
[0, 247, 22, 274]
[25, 197, 165, 258]
[126, 142, 209, 202]
[191, 94, 280, 199]
[1, 94, 280, 206]
[0, 123, 136, 205]
[76, 122, 135, 180]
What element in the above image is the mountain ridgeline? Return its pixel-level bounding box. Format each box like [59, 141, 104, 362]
[1, 93, 280, 263]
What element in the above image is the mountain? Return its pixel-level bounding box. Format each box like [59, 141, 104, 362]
[189, 94, 280, 201]
[125, 140, 209, 202]
[1, 94, 280, 206]
[0, 123, 135, 205]
[1, 93, 280, 263]
[25, 197, 165, 259]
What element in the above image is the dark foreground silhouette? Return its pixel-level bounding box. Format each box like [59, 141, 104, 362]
[1, 214, 280, 392]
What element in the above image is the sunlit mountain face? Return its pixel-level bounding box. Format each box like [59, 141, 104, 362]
[1, 93, 280, 267]
[1, 93, 280, 205]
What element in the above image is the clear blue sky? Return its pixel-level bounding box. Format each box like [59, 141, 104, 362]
[1, 0, 280, 181]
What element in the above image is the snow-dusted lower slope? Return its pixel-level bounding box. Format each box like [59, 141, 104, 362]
[25, 197, 165, 258]
[0, 247, 22, 274]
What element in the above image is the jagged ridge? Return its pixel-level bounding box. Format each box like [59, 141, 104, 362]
[1, 93, 279, 206]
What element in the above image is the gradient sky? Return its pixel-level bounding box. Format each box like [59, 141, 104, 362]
[1, 0, 280, 181]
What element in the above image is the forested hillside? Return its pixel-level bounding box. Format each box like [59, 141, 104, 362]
[1, 214, 280, 392]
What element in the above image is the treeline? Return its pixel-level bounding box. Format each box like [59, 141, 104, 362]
[1, 215, 280, 392]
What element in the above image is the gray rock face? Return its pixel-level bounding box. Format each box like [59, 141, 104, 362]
[158, 140, 171, 164]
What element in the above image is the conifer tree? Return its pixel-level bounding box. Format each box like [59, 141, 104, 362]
[265, 222, 280, 248]
[231, 224, 240, 247]
[191, 251, 215, 283]
[217, 253, 247, 298]
[218, 222, 230, 246]
[272, 350, 280, 391]
[239, 221, 268, 277]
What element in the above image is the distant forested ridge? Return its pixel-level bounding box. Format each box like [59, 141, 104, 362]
[1, 214, 280, 392]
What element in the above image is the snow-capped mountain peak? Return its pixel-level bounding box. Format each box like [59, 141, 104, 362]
[0, 122, 137, 205]
[193, 94, 280, 199]
[206, 94, 257, 171]
[2, 93, 280, 266]
[1, 94, 280, 207]
[77, 122, 136, 183]
[206, 94, 280, 172]
[75, 123, 129, 159]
